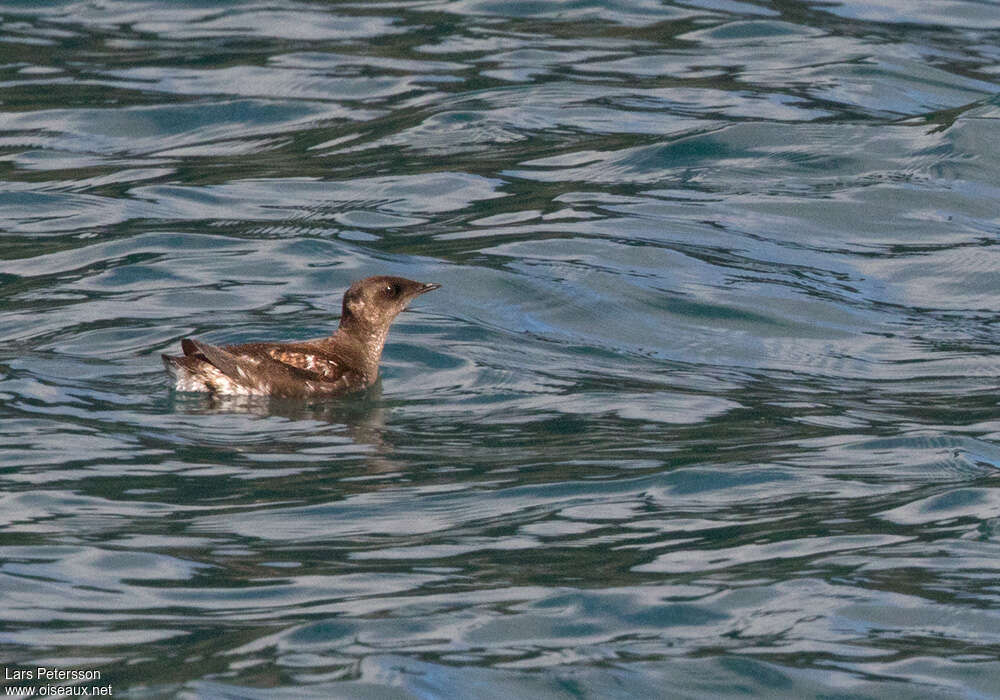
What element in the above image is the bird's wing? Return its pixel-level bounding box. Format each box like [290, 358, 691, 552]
[255, 343, 351, 383]
[181, 339, 357, 397]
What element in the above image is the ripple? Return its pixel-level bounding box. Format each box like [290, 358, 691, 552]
[138, 10, 407, 41]
[425, 0, 699, 26]
[0, 99, 346, 158]
[818, 0, 1000, 28]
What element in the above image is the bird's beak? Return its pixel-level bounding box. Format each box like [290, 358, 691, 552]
[402, 282, 440, 312]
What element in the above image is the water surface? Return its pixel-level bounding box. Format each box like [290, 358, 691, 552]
[2, 1, 1000, 697]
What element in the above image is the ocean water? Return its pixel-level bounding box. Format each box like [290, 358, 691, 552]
[2, 1, 1000, 697]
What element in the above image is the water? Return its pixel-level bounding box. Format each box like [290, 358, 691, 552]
[2, 1, 1000, 697]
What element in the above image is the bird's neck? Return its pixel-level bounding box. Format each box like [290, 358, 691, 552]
[331, 318, 389, 376]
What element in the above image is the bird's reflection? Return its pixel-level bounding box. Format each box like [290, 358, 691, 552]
[167, 380, 400, 473]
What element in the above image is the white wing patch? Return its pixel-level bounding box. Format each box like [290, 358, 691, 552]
[172, 363, 270, 396]
[267, 350, 341, 379]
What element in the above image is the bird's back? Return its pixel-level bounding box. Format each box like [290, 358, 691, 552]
[162, 336, 370, 398]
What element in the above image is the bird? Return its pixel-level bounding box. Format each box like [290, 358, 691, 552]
[162, 275, 440, 398]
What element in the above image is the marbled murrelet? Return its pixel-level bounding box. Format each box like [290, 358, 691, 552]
[162, 276, 440, 398]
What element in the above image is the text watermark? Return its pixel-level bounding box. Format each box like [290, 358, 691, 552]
[3, 667, 111, 697]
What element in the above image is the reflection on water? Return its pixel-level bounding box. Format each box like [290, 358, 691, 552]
[170, 385, 407, 474]
[2, 0, 1000, 697]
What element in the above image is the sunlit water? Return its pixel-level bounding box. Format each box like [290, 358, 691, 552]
[2, 1, 1000, 697]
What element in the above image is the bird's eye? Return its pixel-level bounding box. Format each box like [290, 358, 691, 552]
[384, 283, 401, 298]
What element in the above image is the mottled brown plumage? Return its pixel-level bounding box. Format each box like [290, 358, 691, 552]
[162, 275, 440, 398]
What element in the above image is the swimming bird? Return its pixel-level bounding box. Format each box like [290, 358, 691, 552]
[162, 275, 440, 398]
